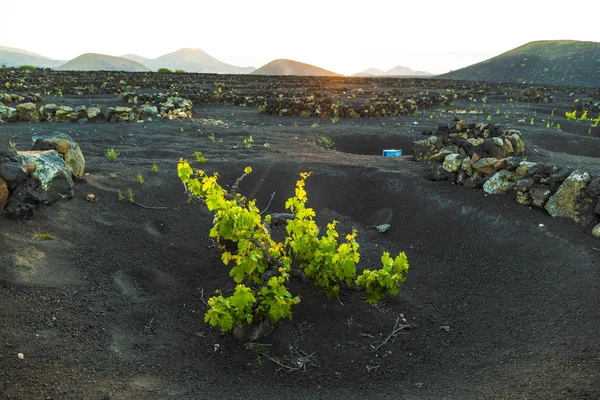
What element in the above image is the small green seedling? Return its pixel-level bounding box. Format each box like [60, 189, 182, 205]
[128, 188, 135, 203]
[208, 133, 216, 142]
[193, 151, 208, 164]
[106, 148, 120, 160]
[34, 229, 55, 241]
[137, 173, 144, 184]
[180, 126, 184, 132]
[152, 163, 159, 174]
[243, 136, 254, 149]
[8, 141, 17, 152]
[118, 189, 125, 201]
[110, 173, 118, 179]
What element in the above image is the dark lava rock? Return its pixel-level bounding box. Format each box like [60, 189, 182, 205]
[463, 174, 486, 189]
[427, 164, 451, 181]
[0, 162, 28, 191]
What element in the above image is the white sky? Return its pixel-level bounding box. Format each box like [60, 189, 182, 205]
[2, 0, 599, 75]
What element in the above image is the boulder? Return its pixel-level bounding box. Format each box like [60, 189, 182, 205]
[516, 191, 531, 205]
[427, 164, 451, 181]
[0, 103, 17, 121]
[4, 178, 47, 218]
[472, 158, 499, 176]
[0, 162, 28, 190]
[86, 106, 102, 120]
[482, 138, 509, 159]
[430, 145, 459, 161]
[515, 162, 537, 179]
[467, 138, 484, 147]
[140, 105, 159, 120]
[108, 106, 135, 122]
[54, 106, 75, 123]
[16, 102, 40, 122]
[511, 133, 525, 154]
[412, 138, 438, 161]
[463, 173, 485, 189]
[31, 132, 85, 178]
[19, 150, 74, 203]
[593, 224, 600, 238]
[40, 103, 60, 121]
[483, 170, 517, 195]
[0, 176, 8, 209]
[544, 171, 590, 222]
[587, 177, 600, 198]
[530, 186, 552, 208]
[460, 156, 473, 175]
[516, 178, 535, 192]
[442, 154, 464, 172]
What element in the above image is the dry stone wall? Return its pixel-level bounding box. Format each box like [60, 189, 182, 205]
[413, 121, 600, 237]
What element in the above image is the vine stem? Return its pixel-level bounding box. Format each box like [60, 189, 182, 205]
[374, 315, 412, 351]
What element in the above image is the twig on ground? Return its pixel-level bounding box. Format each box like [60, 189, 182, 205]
[131, 200, 167, 210]
[198, 287, 208, 306]
[374, 315, 412, 351]
[260, 192, 276, 215]
[592, 247, 600, 252]
[259, 348, 318, 372]
[144, 318, 154, 333]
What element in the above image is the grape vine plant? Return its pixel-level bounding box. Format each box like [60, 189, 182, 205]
[178, 160, 409, 332]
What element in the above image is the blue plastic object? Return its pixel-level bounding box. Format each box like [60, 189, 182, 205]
[382, 149, 403, 157]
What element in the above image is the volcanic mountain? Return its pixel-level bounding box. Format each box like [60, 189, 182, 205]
[0, 46, 64, 68]
[122, 48, 255, 74]
[56, 53, 151, 72]
[439, 40, 600, 86]
[353, 66, 432, 77]
[252, 59, 341, 76]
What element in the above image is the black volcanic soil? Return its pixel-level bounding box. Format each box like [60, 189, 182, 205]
[1, 77, 600, 400]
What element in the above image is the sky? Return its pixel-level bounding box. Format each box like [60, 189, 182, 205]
[2, 0, 599, 75]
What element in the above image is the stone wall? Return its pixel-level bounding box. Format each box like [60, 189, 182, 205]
[413, 121, 600, 237]
[0, 94, 193, 123]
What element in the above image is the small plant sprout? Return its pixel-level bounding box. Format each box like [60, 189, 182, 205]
[137, 173, 144, 184]
[208, 133, 216, 142]
[311, 123, 319, 128]
[8, 141, 17, 151]
[110, 173, 118, 179]
[193, 151, 208, 164]
[105, 148, 120, 160]
[128, 188, 135, 203]
[152, 163, 159, 174]
[331, 114, 340, 124]
[34, 229, 55, 241]
[565, 110, 577, 120]
[496, 109, 501, 114]
[118, 189, 125, 201]
[530, 118, 535, 125]
[243, 135, 254, 149]
[487, 115, 492, 121]
[180, 126, 184, 132]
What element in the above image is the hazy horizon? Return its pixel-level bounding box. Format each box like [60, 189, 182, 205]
[2, 0, 599, 75]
